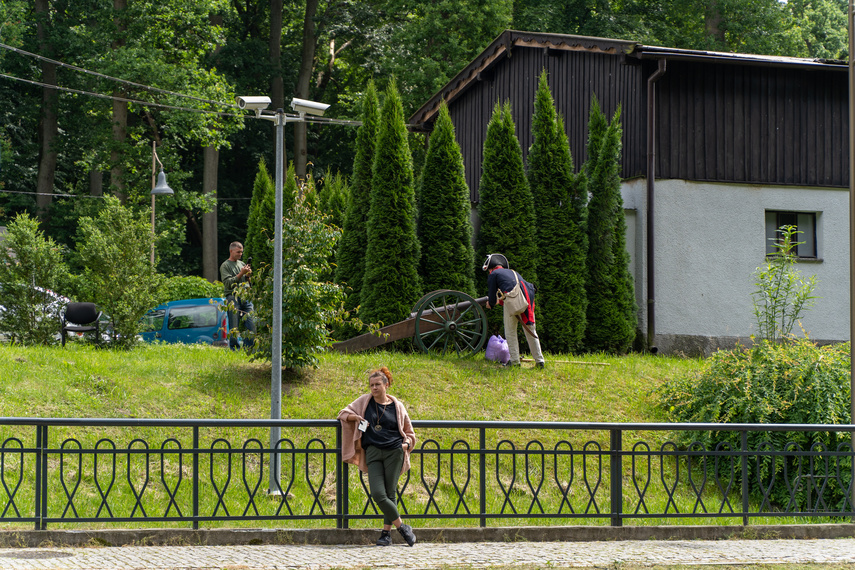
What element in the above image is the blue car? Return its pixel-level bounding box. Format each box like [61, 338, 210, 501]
[139, 298, 230, 346]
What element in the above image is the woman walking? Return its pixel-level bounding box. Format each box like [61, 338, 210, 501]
[338, 367, 417, 546]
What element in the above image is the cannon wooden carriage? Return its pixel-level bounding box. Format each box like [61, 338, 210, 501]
[331, 290, 490, 356]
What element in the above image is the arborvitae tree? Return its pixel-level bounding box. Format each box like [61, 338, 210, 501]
[243, 160, 276, 270]
[361, 80, 421, 327]
[527, 70, 587, 353]
[335, 81, 379, 322]
[319, 171, 350, 231]
[476, 101, 538, 333]
[584, 96, 637, 353]
[417, 102, 475, 296]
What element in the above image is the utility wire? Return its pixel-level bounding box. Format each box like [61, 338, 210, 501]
[0, 189, 252, 200]
[0, 72, 243, 117]
[0, 43, 368, 129]
[0, 41, 237, 109]
[1, 72, 363, 126]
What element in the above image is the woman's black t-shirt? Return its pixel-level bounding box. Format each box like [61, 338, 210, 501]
[361, 399, 403, 450]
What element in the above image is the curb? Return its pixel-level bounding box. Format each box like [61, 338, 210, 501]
[1, 524, 853, 548]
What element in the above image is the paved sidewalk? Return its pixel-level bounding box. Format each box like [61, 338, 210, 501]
[0, 539, 854, 569]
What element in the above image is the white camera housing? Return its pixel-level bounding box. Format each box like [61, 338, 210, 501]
[235, 96, 272, 111]
[291, 97, 330, 116]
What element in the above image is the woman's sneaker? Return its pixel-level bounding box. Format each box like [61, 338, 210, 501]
[397, 523, 416, 546]
[376, 530, 392, 546]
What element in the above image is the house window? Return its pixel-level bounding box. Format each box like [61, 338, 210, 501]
[764, 211, 817, 258]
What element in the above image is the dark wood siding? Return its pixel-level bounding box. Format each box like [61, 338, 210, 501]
[439, 39, 850, 202]
[449, 47, 645, 203]
[655, 61, 849, 187]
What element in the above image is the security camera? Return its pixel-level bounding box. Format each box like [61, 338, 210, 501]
[290, 98, 331, 117]
[235, 96, 272, 111]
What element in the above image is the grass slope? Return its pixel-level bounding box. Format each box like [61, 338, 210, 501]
[10, 344, 819, 530]
[2, 344, 699, 424]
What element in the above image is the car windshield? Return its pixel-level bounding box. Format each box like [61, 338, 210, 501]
[140, 309, 165, 333]
[167, 305, 218, 330]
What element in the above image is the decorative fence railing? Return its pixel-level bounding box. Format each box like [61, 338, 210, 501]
[0, 418, 853, 530]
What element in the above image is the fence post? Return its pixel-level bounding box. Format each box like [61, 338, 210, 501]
[33, 425, 43, 530]
[336, 423, 347, 529]
[610, 429, 623, 527]
[741, 430, 749, 526]
[35, 424, 48, 530]
[192, 426, 199, 530]
[480, 427, 486, 528]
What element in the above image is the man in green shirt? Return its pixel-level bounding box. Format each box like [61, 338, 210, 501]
[220, 241, 255, 350]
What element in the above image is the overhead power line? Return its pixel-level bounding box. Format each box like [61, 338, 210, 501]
[0, 72, 243, 117]
[0, 41, 237, 109]
[0, 43, 364, 126]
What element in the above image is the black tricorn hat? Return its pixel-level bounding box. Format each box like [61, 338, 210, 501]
[482, 253, 509, 271]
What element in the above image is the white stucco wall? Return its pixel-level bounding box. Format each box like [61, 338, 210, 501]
[623, 178, 850, 343]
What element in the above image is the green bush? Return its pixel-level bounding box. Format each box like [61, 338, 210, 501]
[158, 275, 223, 305]
[752, 224, 818, 342]
[0, 213, 70, 345]
[658, 338, 851, 511]
[244, 198, 349, 369]
[75, 197, 162, 349]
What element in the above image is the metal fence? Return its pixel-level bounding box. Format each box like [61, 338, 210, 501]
[0, 418, 853, 530]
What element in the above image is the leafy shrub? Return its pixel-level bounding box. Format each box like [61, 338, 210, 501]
[0, 213, 70, 345]
[75, 197, 162, 349]
[752, 224, 818, 341]
[244, 199, 348, 368]
[659, 338, 851, 511]
[158, 275, 223, 305]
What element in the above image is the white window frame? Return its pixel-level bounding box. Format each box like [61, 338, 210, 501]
[764, 210, 817, 259]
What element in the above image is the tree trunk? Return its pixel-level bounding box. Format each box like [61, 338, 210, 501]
[202, 145, 219, 283]
[294, 0, 320, 179]
[110, 0, 128, 202]
[705, 0, 725, 44]
[89, 170, 103, 196]
[35, 0, 57, 228]
[270, 0, 284, 111]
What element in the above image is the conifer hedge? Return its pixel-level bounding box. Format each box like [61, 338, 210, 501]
[360, 81, 422, 327]
[527, 71, 588, 353]
[584, 97, 637, 353]
[335, 81, 379, 325]
[476, 102, 538, 334]
[243, 160, 276, 270]
[417, 102, 475, 296]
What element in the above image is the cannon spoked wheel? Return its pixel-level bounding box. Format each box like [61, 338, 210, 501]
[411, 290, 488, 356]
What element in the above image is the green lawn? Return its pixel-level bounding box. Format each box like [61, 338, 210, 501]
[0, 344, 834, 530]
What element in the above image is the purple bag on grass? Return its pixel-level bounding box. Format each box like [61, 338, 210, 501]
[485, 334, 510, 364]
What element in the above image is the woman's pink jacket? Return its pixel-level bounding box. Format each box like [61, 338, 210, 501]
[337, 393, 416, 474]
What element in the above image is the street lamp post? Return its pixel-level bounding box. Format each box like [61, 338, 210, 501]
[150, 141, 174, 266]
[235, 95, 330, 493]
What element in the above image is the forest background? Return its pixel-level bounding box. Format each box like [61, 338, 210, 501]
[0, 0, 850, 279]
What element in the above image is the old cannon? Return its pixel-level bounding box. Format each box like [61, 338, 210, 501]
[331, 290, 489, 356]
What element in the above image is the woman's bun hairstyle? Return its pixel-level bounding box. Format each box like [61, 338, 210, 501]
[370, 367, 393, 387]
